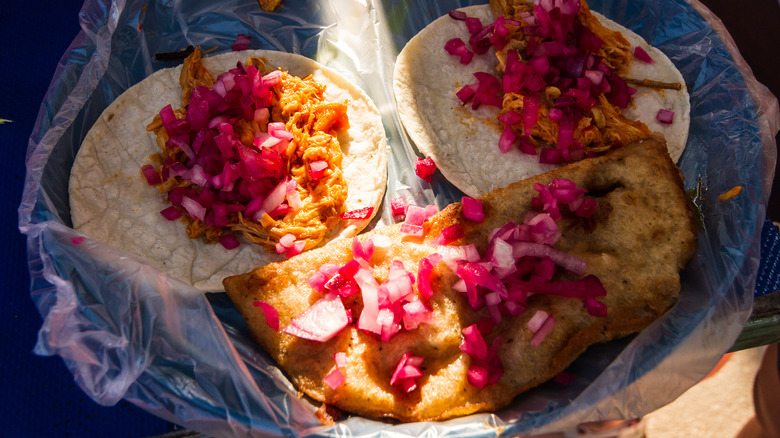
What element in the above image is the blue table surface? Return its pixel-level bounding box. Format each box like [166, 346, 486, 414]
[1, 1, 178, 436]
[2, 1, 777, 437]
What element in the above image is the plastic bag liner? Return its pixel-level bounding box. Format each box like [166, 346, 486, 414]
[18, 0, 779, 436]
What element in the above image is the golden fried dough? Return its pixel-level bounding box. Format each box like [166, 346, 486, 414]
[224, 133, 697, 421]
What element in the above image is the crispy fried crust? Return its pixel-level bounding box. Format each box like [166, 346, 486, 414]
[224, 134, 697, 422]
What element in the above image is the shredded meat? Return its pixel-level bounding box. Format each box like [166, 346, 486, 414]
[597, 95, 653, 148]
[577, 1, 632, 74]
[489, 0, 655, 155]
[235, 71, 349, 249]
[178, 46, 215, 107]
[145, 50, 349, 251]
[502, 92, 651, 154]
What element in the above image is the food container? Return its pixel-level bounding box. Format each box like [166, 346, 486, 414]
[20, 0, 779, 435]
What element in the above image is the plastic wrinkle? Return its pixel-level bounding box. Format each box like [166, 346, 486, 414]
[18, 0, 779, 437]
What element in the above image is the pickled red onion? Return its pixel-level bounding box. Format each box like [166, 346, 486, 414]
[160, 206, 182, 221]
[531, 314, 556, 347]
[253, 300, 280, 331]
[341, 206, 374, 220]
[417, 253, 442, 301]
[431, 223, 465, 245]
[656, 109, 675, 124]
[390, 197, 407, 216]
[633, 46, 654, 63]
[283, 293, 349, 342]
[231, 34, 251, 51]
[324, 367, 345, 390]
[219, 233, 240, 250]
[390, 352, 424, 392]
[141, 164, 162, 185]
[415, 156, 437, 183]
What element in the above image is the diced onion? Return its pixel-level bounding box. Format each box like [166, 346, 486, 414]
[417, 253, 442, 301]
[444, 37, 475, 64]
[460, 324, 488, 360]
[259, 178, 289, 219]
[402, 299, 433, 330]
[531, 314, 556, 347]
[262, 70, 282, 86]
[282, 293, 349, 342]
[308, 160, 329, 180]
[424, 204, 438, 220]
[633, 46, 654, 63]
[415, 156, 437, 183]
[279, 233, 296, 248]
[504, 301, 525, 316]
[370, 234, 393, 248]
[467, 365, 489, 389]
[286, 190, 302, 211]
[448, 9, 467, 20]
[404, 205, 428, 226]
[510, 241, 587, 275]
[219, 233, 240, 250]
[527, 310, 549, 333]
[307, 271, 329, 293]
[351, 236, 375, 262]
[160, 206, 182, 221]
[377, 308, 401, 342]
[341, 206, 374, 220]
[390, 197, 407, 216]
[253, 301, 280, 331]
[400, 223, 424, 237]
[355, 269, 382, 334]
[254, 107, 270, 125]
[656, 109, 675, 124]
[390, 353, 424, 392]
[286, 241, 305, 258]
[181, 196, 206, 222]
[334, 351, 348, 368]
[141, 164, 162, 185]
[431, 224, 465, 246]
[498, 126, 516, 153]
[231, 33, 252, 51]
[324, 367, 346, 390]
[584, 297, 607, 317]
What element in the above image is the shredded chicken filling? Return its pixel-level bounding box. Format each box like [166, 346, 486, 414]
[490, 0, 655, 154]
[146, 48, 349, 251]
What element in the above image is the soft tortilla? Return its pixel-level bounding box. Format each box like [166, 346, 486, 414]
[69, 50, 388, 291]
[393, 5, 690, 197]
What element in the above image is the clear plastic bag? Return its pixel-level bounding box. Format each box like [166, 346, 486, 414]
[19, 0, 779, 436]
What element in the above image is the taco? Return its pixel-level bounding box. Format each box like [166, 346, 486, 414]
[69, 49, 387, 291]
[393, 0, 690, 197]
